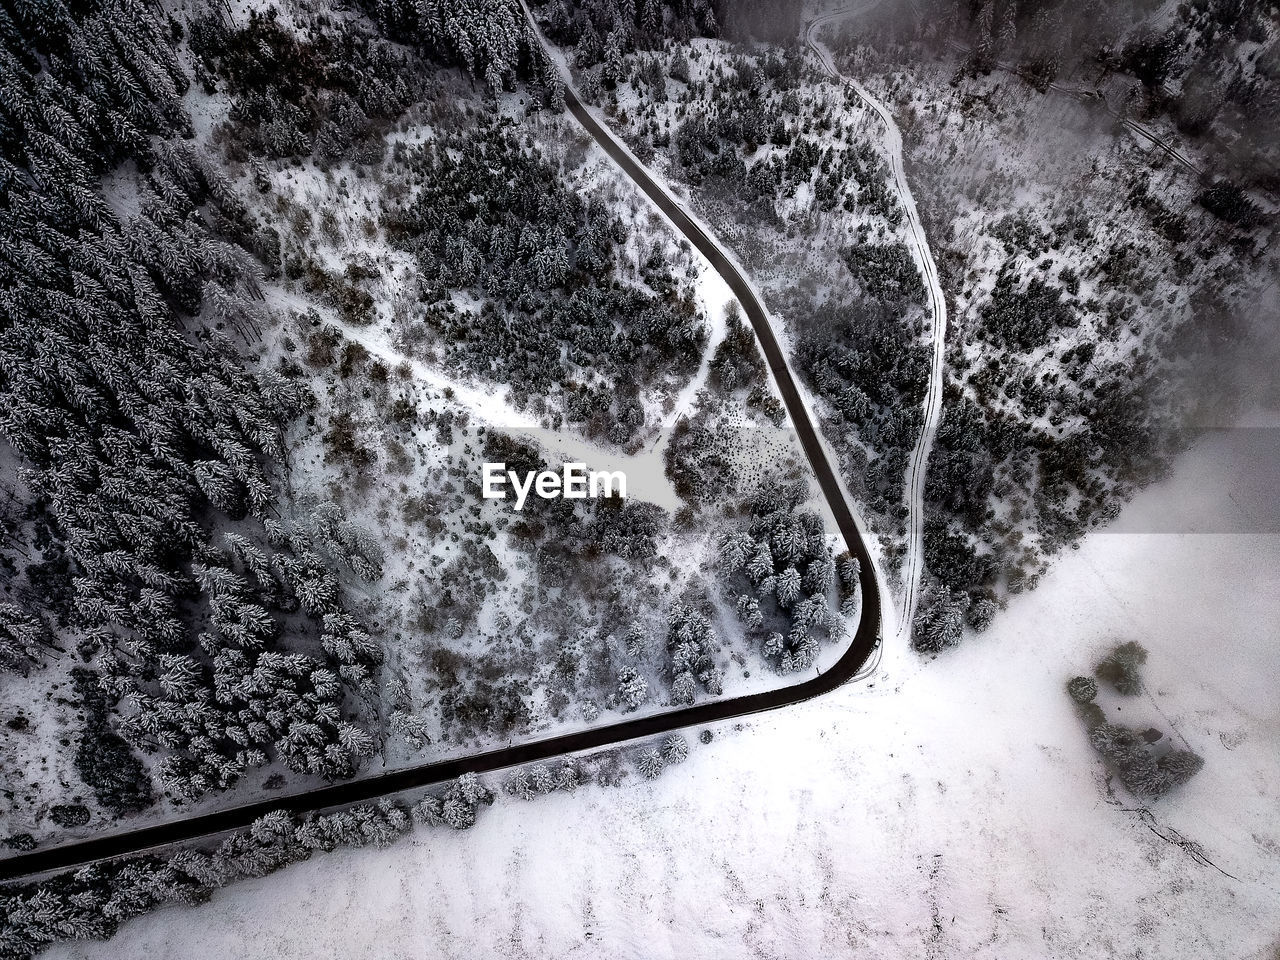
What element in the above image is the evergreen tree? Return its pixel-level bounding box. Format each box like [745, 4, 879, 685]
[635, 746, 664, 779]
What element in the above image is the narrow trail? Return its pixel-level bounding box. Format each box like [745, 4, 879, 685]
[807, 4, 949, 646]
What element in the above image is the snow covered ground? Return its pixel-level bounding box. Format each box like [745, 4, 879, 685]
[46, 424, 1280, 959]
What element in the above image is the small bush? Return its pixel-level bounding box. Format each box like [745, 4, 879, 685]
[1096, 641, 1148, 695]
[1067, 676, 1098, 703]
[4, 832, 36, 851]
[49, 804, 91, 828]
[1088, 723, 1204, 797]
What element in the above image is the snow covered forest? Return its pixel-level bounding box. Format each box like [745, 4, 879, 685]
[0, 0, 1276, 955]
[552, 0, 1277, 649]
[0, 0, 854, 911]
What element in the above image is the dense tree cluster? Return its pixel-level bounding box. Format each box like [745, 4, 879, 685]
[709, 304, 763, 392]
[707, 304, 785, 420]
[841, 240, 924, 305]
[1062, 643, 1203, 797]
[911, 585, 968, 653]
[70, 668, 153, 817]
[923, 394, 1003, 536]
[664, 599, 723, 702]
[664, 414, 737, 504]
[979, 263, 1078, 350]
[718, 483, 840, 672]
[504, 760, 582, 799]
[411, 772, 494, 829]
[536, 0, 719, 64]
[1088, 722, 1206, 797]
[665, 58, 902, 226]
[367, 0, 561, 99]
[795, 295, 929, 518]
[189, 7, 421, 165]
[0, 0, 383, 809]
[1197, 180, 1263, 228]
[385, 118, 706, 403]
[103, 516, 384, 803]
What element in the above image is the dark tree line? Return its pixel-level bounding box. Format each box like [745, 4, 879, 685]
[0, 798, 424, 960]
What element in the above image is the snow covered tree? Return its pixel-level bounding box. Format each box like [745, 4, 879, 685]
[734, 593, 763, 628]
[616, 665, 649, 711]
[774, 566, 802, 607]
[746, 541, 774, 583]
[1096, 641, 1148, 695]
[529, 765, 556, 795]
[802, 557, 834, 595]
[505, 768, 535, 800]
[0, 603, 53, 674]
[671, 670, 697, 705]
[635, 747, 665, 779]
[838, 554, 861, 594]
[1067, 676, 1098, 704]
[912, 590, 967, 653]
[661, 733, 688, 764]
[1158, 749, 1204, 787]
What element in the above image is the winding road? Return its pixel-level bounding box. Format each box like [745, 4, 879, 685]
[0, 12, 888, 885]
[808, 4, 949, 644]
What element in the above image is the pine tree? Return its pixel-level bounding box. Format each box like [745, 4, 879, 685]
[671, 669, 696, 705]
[775, 566, 802, 607]
[505, 768, 535, 800]
[635, 747, 664, 779]
[1158, 750, 1204, 787]
[661, 733, 688, 764]
[616, 665, 649, 711]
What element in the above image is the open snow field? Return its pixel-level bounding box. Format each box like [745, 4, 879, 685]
[47, 426, 1280, 959]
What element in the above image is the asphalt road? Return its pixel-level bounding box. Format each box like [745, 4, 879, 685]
[0, 34, 883, 887]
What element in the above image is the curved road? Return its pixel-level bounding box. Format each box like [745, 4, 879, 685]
[0, 17, 885, 885]
[808, 5, 949, 645]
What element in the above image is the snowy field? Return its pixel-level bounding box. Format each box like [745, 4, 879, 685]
[46, 426, 1280, 959]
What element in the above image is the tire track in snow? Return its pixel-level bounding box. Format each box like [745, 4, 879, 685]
[807, 3, 949, 647]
